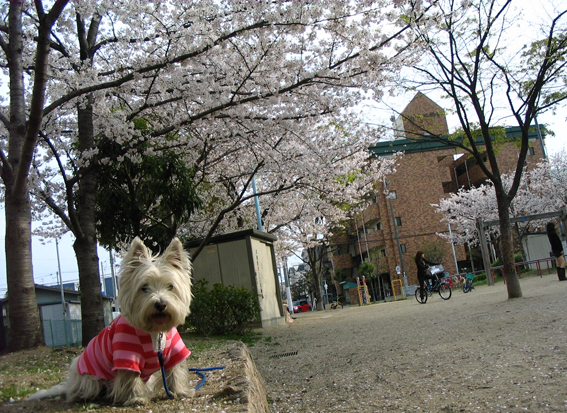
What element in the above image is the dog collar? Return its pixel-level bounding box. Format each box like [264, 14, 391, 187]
[151, 331, 166, 352]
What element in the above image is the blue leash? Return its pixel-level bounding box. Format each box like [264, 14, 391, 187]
[189, 367, 226, 390]
[157, 350, 226, 397]
[157, 351, 175, 399]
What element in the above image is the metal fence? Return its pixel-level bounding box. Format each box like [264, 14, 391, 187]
[43, 319, 82, 347]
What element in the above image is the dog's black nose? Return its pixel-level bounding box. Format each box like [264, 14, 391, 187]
[154, 301, 167, 312]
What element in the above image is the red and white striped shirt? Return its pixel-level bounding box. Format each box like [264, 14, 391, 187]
[77, 315, 190, 381]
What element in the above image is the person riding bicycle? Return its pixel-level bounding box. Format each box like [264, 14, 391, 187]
[415, 250, 439, 301]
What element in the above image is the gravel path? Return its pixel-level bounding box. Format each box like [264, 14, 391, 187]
[249, 272, 567, 413]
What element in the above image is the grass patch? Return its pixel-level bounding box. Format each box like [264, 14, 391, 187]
[0, 357, 64, 375]
[0, 348, 74, 381]
[0, 384, 35, 402]
[472, 268, 545, 287]
[474, 274, 503, 287]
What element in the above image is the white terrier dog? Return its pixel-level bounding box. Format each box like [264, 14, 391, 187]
[27, 237, 194, 406]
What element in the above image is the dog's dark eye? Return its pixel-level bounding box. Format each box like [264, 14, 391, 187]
[141, 284, 149, 293]
[167, 284, 174, 291]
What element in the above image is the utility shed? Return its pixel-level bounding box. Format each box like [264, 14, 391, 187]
[185, 229, 284, 328]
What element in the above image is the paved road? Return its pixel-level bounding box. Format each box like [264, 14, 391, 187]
[249, 273, 567, 412]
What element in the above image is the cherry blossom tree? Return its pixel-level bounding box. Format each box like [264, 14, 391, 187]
[2, 1, 420, 347]
[399, 0, 567, 298]
[548, 149, 567, 204]
[434, 184, 499, 248]
[259, 153, 401, 309]
[1, 0, 70, 351]
[435, 159, 567, 253]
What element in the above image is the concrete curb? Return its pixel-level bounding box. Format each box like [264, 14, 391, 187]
[223, 342, 269, 413]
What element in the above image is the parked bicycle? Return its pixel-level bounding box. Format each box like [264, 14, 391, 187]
[462, 273, 475, 293]
[451, 274, 464, 288]
[330, 296, 344, 309]
[415, 264, 452, 304]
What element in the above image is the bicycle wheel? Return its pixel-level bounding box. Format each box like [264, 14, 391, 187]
[438, 283, 452, 300]
[415, 288, 428, 304]
[462, 280, 471, 293]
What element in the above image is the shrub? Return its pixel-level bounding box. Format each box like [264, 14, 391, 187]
[475, 272, 486, 282]
[491, 258, 502, 277]
[492, 254, 524, 277]
[514, 253, 525, 270]
[186, 279, 262, 336]
[359, 261, 376, 278]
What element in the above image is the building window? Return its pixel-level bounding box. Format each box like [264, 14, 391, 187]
[372, 195, 378, 203]
[366, 220, 382, 234]
[528, 147, 535, 156]
[371, 221, 382, 231]
[394, 217, 402, 226]
[379, 248, 387, 257]
[400, 244, 407, 253]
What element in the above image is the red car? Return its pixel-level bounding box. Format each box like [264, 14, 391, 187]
[292, 300, 311, 313]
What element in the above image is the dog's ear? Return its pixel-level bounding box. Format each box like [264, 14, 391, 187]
[162, 238, 191, 272]
[125, 237, 151, 263]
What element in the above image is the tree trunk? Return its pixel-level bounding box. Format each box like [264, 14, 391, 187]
[73, 236, 104, 345]
[311, 262, 324, 310]
[5, 191, 44, 351]
[495, 189, 522, 298]
[314, 275, 324, 310]
[3, 1, 45, 351]
[306, 246, 326, 310]
[514, 223, 527, 264]
[74, 98, 105, 345]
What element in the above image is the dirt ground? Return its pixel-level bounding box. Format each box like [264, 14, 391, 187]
[249, 272, 567, 413]
[3, 271, 567, 413]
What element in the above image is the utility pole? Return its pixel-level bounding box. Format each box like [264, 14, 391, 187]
[251, 166, 263, 231]
[55, 238, 66, 318]
[448, 223, 459, 275]
[110, 251, 119, 312]
[282, 257, 293, 318]
[353, 215, 364, 262]
[385, 180, 407, 290]
[476, 218, 494, 286]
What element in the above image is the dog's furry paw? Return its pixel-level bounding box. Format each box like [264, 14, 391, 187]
[122, 396, 150, 406]
[174, 388, 195, 399]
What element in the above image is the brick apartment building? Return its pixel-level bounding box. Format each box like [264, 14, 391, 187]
[331, 93, 547, 303]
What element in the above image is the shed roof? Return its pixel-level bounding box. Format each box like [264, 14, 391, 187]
[184, 228, 277, 249]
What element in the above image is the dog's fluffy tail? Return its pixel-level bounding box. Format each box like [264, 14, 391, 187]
[26, 382, 68, 401]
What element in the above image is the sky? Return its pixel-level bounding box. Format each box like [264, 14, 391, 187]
[0, 0, 566, 296]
